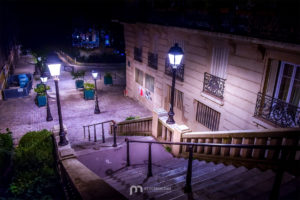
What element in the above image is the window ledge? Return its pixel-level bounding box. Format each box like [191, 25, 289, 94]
[201, 92, 224, 106]
[252, 117, 276, 129]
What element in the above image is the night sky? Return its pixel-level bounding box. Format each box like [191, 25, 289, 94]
[1, 0, 300, 52]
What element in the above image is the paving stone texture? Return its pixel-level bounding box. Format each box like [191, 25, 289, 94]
[0, 54, 151, 145]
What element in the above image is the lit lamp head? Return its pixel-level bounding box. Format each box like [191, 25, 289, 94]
[40, 76, 48, 83]
[168, 43, 184, 69]
[48, 64, 61, 80]
[92, 71, 98, 80]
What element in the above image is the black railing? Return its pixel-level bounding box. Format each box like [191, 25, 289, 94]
[83, 120, 117, 147]
[254, 92, 300, 128]
[165, 58, 184, 81]
[124, 138, 299, 198]
[134, 47, 142, 62]
[203, 72, 226, 99]
[148, 52, 158, 70]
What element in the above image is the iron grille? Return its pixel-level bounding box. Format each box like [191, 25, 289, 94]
[165, 58, 184, 82]
[148, 52, 158, 70]
[203, 72, 226, 99]
[134, 47, 142, 62]
[254, 92, 300, 128]
[196, 101, 220, 131]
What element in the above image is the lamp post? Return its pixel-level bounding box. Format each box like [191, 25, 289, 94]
[92, 71, 100, 114]
[48, 64, 68, 146]
[40, 76, 53, 121]
[166, 43, 184, 124]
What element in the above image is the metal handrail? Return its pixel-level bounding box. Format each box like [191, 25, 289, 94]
[124, 138, 299, 199]
[83, 120, 117, 147]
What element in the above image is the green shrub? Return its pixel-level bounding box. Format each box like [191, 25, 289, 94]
[34, 84, 50, 96]
[125, 116, 140, 121]
[71, 70, 85, 80]
[0, 128, 13, 176]
[10, 130, 60, 199]
[104, 72, 112, 78]
[165, 146, 172, 153]
[84, 82, 95, 90]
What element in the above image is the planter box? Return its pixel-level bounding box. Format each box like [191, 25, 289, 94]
[36, 95, 47, 107]
[84, 89, 94, 100]
[76, 80, 84, 89]
[104, 76, 113, 85]
[3, 74, 33, 100]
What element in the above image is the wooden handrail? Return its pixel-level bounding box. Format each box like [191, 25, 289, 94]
[182, 128, 300, 138]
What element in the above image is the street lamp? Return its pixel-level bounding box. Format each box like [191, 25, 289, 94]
[92, 71, 100, 114]
[48, 64, 68, 146]
[40, 76, 53, 122]
[166, 43, 184, 124]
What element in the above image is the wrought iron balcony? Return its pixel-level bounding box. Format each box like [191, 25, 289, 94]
[254, 92, 300, 128]
[165, 58, 184, 82]
[148, 52, 158, 70]
[134, 47, 142, 62]
[203, 72, 226, 99]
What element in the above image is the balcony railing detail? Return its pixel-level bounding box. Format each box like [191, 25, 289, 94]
[254, 92, 300, 128]
[165, 58, 184, 82]
[203, 72, 226, 99]
[134, 47, 142, 62]
[147, 52, 158, 70]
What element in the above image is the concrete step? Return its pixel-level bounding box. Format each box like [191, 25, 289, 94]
[170, 166, 248, 200]
[154, 164, 236, 200]
[142, 163, 226, 199]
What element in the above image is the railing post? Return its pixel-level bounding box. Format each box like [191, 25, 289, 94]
[102, 123, 105, 143]
[269, 149, 287, 200]
[94, 124, 97, 142]
[184, 145, 193, 193]
[147, 143, 153, 177]
[112, 124, 117, 147]
[126, 138, 130, 166]
[83, 126, 85, 139]
[88, 126, 91, 141]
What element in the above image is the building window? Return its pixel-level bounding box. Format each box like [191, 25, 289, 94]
[167, 85, 184, 111]
[211, 47, 229, 79]
[134, 47, 142, 62]
[196, 101, 220, 131]
[254, 60, 300, 127]
[145, 74, 155, 92]
[135, 68, 144, 86]
[203, 72, 226, 99]
[148, 52, 158, 70]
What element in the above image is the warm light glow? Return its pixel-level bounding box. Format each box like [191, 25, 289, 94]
[168, 54, 183, 68]
[168, 43, 184, 69]
[40, 76, 48, 83]
[48, 64, 61, 76]
[92, 71, 98, 79]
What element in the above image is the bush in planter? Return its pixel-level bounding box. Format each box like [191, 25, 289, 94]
[10, 130, 62, 199]
[104, 72, 113, 85]
[71, 70, 85, 89]
[0, 128, 13, 178]
[84, 83, 95, 100]
[34, 84, 50, 107]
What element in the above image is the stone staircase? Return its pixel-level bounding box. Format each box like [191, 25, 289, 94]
[103, 157, 298, 200]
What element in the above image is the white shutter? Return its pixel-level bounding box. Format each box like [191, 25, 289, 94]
[211, 47, 229, 79]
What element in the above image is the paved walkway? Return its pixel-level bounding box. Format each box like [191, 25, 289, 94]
[0, 55, 151, 145]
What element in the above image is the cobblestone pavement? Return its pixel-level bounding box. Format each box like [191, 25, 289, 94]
[0, 55, 151, 145]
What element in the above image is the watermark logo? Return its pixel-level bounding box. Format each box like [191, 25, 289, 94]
[129, 185, 143, 195]
[129, 185, 171, 195]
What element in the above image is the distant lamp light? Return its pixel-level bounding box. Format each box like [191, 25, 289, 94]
[40, 76, 48, 83]
[48, 64, 61, 77]
[92, 71, 98, 79]
[37, 57, 42, 61]
[168, 43, 184, 68]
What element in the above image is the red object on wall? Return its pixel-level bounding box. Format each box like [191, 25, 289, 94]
[140, 88, 143, 96]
